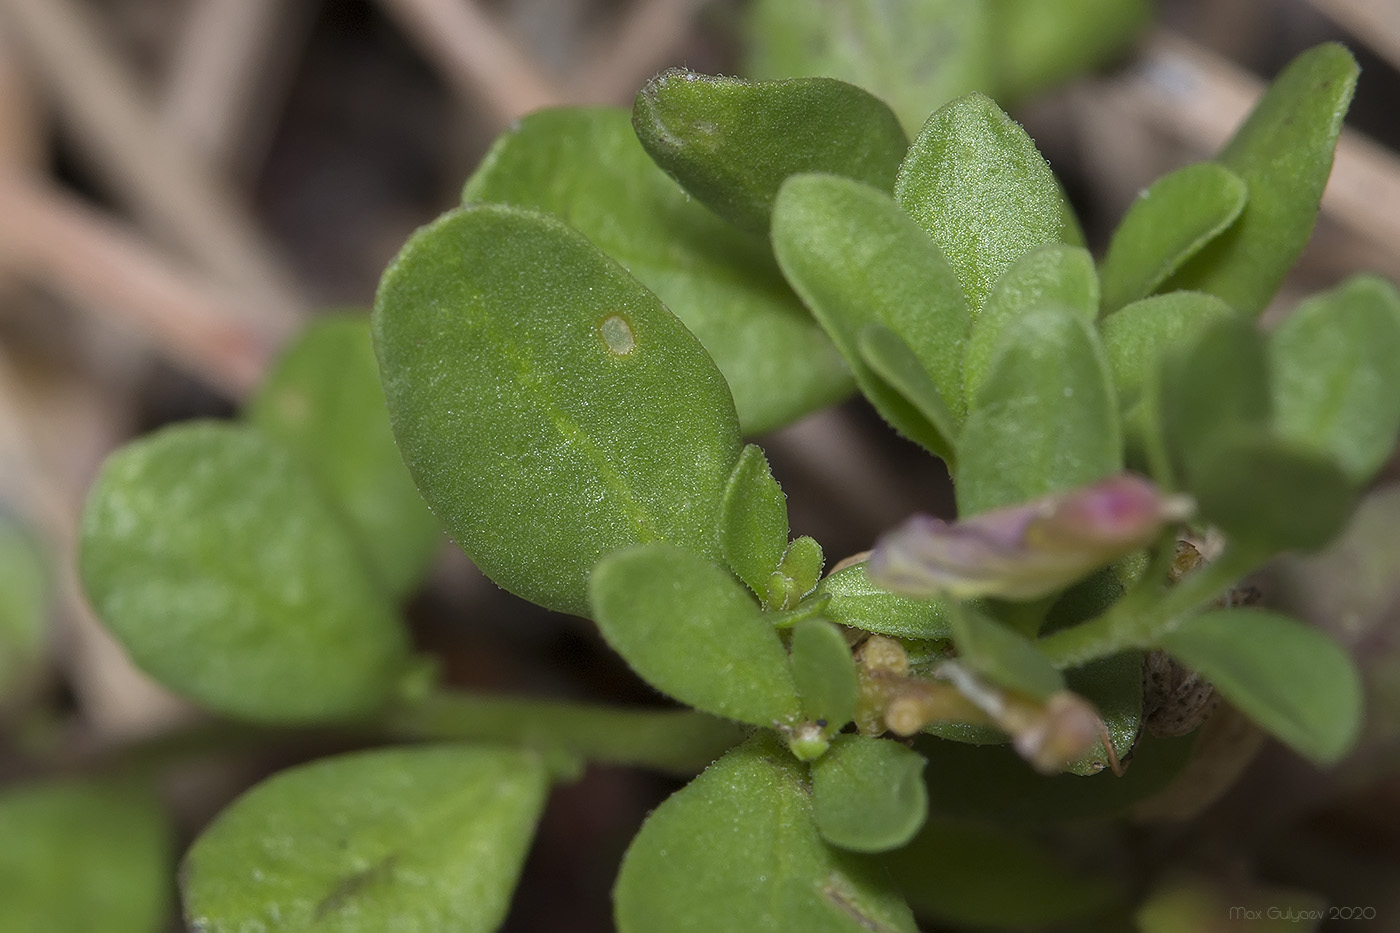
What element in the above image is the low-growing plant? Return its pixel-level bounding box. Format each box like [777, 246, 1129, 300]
[25, 33, 1400, 933]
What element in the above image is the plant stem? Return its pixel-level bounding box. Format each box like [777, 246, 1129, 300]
[1038, 547, 1260, 668]
[32, 692, 747, 784]
[384, 692, 749, 776]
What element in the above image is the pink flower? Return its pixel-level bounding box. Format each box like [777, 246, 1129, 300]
[868, 474, 1193, 600]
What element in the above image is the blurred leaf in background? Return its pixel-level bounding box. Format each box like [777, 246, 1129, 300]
[745, 0, 1151, 131]
[0, 780, 172, 933]
[0, 513, 48, 702]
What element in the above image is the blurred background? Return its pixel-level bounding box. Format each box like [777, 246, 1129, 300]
[3, 1, 1400, 930]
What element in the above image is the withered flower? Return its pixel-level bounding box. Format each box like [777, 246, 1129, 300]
[868, 474, 1193, 601]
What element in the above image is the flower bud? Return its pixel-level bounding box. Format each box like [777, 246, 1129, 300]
[868, 474, 1193, 601]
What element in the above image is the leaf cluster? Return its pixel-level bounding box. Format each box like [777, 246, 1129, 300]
[52, 31, 1397, 933]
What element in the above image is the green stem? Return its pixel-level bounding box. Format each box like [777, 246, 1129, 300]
[384, 692, 749, 776]
[36, 692, 747, 783]
[1038, 547, 1260, 668]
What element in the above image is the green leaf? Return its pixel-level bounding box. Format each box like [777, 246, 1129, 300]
[989, 0, 1151, 104]
[79, 422, 412, 723]
[1099, 163, 1248, 313]
[462, 107, 850, 434]
[183, 745, 549, 932]
[0, 514, 48, 699]
[1043, 566, 1141, 773]
[917, 729, 1196, 823]
[0, 780, 171, 933]
[743, 0, 994, 136]
[813, 736, 927, 853]
[1167, 44, 1358, 315]
[1189, 429, 1356, 555]
[957, 306, 1121, 516]
[952, 604, 1064, 699]
[858, 325, 959, 448]
[895, 93, 1082, 314]
[1044, 565, 1125, 631]
[1099, 291, 1237, 409]
[884, 816, 1123, 928]
[1156, 608, 1363, 763]
[1063, 650, 1143, 775]
[768, 598, 835, 632]
[772, 535, 826, 608]
[963, 244, 1098, 400]
[1270, 487, 1400, 768]
[791, 617, 859, 729]
[615, 736, 919, 933]
[1156, 312, 1271, 487]
[590, 542, 800, 726]
[816, 560, 952, 640]
[1269, 275, 1400, 483]
[374, 205, 741, 617]
[634, 71, 909, 235]
[771, 173, 969, 458]
[248, 314, 441, 600]
[719, 444, 790, 599]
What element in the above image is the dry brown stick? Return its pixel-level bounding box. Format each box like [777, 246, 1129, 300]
[159, 0, 315, 177]
[577, 0, 712, 104]
[374, 0, 566, 125]
[1102, 30, 1400, 264]
[0, 0, 304, 317]
[0, 25, 39, 174]
[0, 174, 280, 398]
[1306, 0, 1400, 75]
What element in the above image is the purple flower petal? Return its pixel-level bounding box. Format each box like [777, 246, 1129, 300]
[868, 474, 1193, 600]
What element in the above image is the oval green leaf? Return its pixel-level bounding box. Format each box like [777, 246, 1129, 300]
[1063, 650, 1143, 775]
[1156, 312, 1271, 488]
[1099, 162, 1247, 313]
[80, 422, 412, 723]
[990, 0, 1151, 104]
[0, 780, 171, 933]
[1156, 608, 1362, 763]
[248, 314, 441, 600]
[952, 604, 1065, 699]
[895, 92, 1082, 314]
[812, 735, 928, 853]
[957, 306, 1121, 516]
[772, 173, 969, 458]
[463, 107, 850, 434]
[791, 617, 859, 729]
[1189, 429, 1356, 555]
[1269, 275, 1400, 484]
[774, 535, 826, 606]
[858, 325, 959, 449]
[374, 205, 742, 617]
[963, 244, 1098, 400]
[917, 729, 1195, 823]
[1099, 291, 1237, 409]
[719, 444, 789, 600]
[816, 560, 952, 640]
[634, 71, 909, 235]
[744, 0, 993, 134]
[884, 815, 1123, 928]
[1167, 43, 1358, 315]
[590, 542, 800, 726]
[615, 736, 919, 933]
[183, 745, 549, 932]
